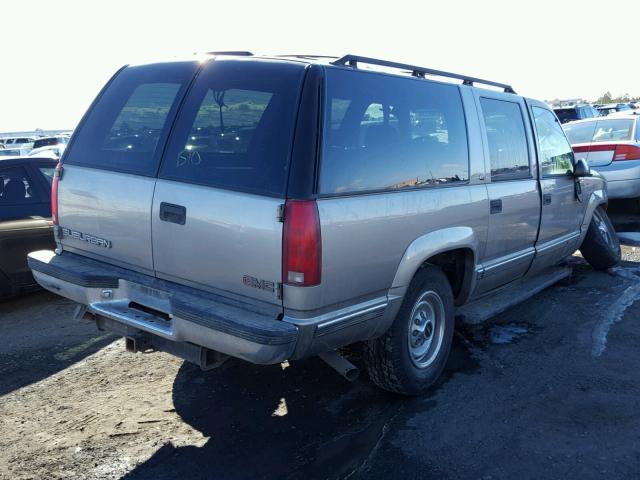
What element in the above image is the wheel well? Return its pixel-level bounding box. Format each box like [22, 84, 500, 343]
[422, 249, 474, 305]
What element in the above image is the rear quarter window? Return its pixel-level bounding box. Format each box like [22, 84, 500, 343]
[319, 68, 469, 195]
[64, 62, 199, 176]
[38, 167, 55, 185]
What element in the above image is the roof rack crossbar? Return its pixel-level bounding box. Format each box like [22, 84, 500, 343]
[207, 51, 254, 56]
[331, 55, 516, 94]
[275, 54, 340, 60]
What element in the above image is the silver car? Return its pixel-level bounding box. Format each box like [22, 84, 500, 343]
[28, 53, 620, 395]
[564, 114, 640, 201]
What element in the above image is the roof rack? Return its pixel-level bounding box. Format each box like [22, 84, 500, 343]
[207, 51, 254, 56]
[331, 55, 516, 94]
[275, 54, 340, 60]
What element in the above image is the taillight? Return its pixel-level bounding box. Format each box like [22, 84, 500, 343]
[613, 144, 640, 161]
[282, 200, 321, 286]
[51, 162, 62, 225]
[572, 144, 640, 161]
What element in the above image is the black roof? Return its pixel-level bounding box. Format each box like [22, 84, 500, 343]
[0, 156, 57, 168]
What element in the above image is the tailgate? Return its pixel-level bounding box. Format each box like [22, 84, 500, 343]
[150, 59, 306, 305]
[58, 165, 157, 272]
[56, 61, 200, 273]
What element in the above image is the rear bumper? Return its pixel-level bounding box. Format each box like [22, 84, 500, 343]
[595, 161, 640, 199]
[28, 250, 395, 366]
[28, 250, 297, 364]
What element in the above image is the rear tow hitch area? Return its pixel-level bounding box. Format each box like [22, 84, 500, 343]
[124, 331, 229, 371]
[319, 351, 360, 382]
[94, 314, 229, 371]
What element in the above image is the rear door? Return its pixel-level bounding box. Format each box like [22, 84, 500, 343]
[474, 93, 540, 294]
[57, 61, 199, 274]
[151, 59, 306, 305]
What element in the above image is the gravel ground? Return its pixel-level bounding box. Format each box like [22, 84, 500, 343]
[2, 225, 640, 479]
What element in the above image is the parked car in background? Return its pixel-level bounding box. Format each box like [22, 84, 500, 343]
[553, 104, 600, 124]
[32, 135, 69, 150]
[0, 147, 30, 157]
[28, 53, 619, 395]
[0, 156, 57, 298]
[609, 109, 640, 118]
[597, 103, 632, 116]
[3, 137, 37, 149]
[28, 144, 66, 160]
[564, 114, 640, 202]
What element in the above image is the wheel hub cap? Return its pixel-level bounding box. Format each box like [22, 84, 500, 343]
[595, 211, 613, 247]
[407, 291, 446, 369]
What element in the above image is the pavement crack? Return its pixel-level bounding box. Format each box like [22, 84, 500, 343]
[343, 408, 401, 479]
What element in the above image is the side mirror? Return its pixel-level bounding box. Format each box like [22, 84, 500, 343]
[574, 158, 591, 177]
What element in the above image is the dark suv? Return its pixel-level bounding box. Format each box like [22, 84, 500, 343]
[553, 105, 600, 124]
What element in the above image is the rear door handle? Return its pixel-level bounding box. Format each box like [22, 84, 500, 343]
[543, 193, 552, 205]
[490, 199, 502, 214]
[159, 202, 186, 225]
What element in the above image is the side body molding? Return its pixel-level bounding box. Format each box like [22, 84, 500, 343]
[388, 226, 479, 306]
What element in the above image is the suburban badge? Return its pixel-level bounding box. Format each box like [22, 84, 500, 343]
[61, 227, 112, 248]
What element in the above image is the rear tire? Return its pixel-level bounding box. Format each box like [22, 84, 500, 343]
[580, 206, 621, 270]
[364, 265, 454, 395]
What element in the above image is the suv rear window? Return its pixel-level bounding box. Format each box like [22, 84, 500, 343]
[64, 62, 199, 176]
[564, 119, 634, 144]
[159, 60, 305, 196]
[33, 138, 58, 149]
[319, 68, 469, 195]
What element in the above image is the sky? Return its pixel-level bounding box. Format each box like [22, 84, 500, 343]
[1, 0, 638, 132]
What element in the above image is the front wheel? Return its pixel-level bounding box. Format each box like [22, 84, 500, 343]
[580, 206, 621, 270]
[364, 265, 454, 395]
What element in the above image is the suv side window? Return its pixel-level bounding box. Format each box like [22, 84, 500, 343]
[480, 98, 530, 181]
[532, 107, 574, 176]
[320, 69, 469, 194]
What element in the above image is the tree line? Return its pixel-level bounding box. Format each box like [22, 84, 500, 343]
[595, 91, 640, 104]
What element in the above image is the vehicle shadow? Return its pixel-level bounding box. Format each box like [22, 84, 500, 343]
[0, 291, 116, 397]
[122, 338, 477, 480]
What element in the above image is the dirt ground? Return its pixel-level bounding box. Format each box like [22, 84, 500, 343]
[2, 216, 640, 479]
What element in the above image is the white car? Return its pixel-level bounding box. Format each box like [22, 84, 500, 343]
[27, 144, 66, 160]
[0, 147, 30, 157]
[3, 137, 37, 149]
[564, 114, 640, 201]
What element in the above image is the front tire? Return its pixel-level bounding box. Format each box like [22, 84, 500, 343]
[580, 206, 621, 270]
[364, 265, 455, 395]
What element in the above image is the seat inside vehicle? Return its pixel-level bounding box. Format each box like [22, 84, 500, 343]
[1, 179, 27, 202]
